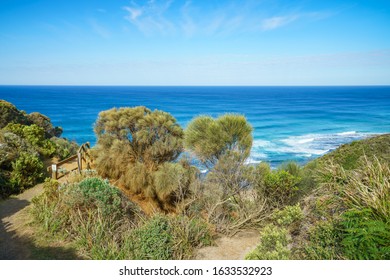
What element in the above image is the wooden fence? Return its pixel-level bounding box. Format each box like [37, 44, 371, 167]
[48, 142, 91, 179]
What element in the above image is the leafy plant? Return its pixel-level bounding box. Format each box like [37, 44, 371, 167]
[272, 204, 303, 227]
[245, 224, 290, 260]
[341, 208, 390, 260]
[184, 114, 253, 168]
[10, 152, 44, 192]
[130, 215, 174, 260]
[301, 220, 343, 260]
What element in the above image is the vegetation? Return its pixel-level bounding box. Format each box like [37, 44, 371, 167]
[31, 176, 213, 260]
[92, 106, 195, 210]
[184, 114, 253, 168]
[3, 99, 389, 260]
[0, 99, 78, 198]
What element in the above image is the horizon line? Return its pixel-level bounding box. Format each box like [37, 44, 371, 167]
[1, 84, 390, 87]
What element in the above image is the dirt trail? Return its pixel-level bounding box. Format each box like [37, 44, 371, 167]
[0, 184, 44, 259]
[194, 229, 260, 260]
[0, 161, 79, 260]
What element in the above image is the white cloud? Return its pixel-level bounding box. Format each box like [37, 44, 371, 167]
[123, 7, 143, 22]
[261, 15, 300, 31]
[123, 0, 175, 35]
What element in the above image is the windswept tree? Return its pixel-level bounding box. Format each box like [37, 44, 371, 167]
[92, 106, 196, 209]
[184, 114, 253, 168]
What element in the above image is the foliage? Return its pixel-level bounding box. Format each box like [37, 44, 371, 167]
[130, 214, 214, 260]
[312, 134, 390, 170]
[92, 106, 192, 209]
[74, 177, 123, 217]
[184, 114, 253, 168]
[341, 208, 390, 260]
[3, 123, 56, 157]
[130, 215, 174, 260]
[272, 204, 303, 227]
[94, 106, 183, 165]
[10, 152, 44, 192]
[31, 177, 141, 259]
[0, 99, 30, 128]
[301, 220, 344, 260]
[28, 112, 63, 138]
[254, 168, 301, 208]
[245, 224, 290, 260]
[50, 137, 79, 160]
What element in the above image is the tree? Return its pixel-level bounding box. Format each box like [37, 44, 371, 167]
[0, 100, 30, 128]
[28, 112, 63, 138]
[184, 114, 253, 168]
[93, 106, 194, 209]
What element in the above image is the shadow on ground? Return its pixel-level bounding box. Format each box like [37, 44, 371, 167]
[0, 196, 80, 260]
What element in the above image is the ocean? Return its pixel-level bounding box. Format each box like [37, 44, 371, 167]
[1, 86, 389, 167]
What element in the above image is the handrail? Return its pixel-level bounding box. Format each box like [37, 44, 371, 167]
[48, 142, 91, 179]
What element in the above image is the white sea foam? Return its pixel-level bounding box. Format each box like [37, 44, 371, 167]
[337, 131, 357, 136]
[251, 131, 378, 160]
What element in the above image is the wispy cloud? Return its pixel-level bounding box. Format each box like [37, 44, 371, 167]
[122, 1, 335, 36]
[261, 15, 300, 31]
[123, 0, 175, 35]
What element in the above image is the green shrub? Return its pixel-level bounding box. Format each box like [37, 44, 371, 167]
[4, 123, 56, 157]
[51, 137, 78, 159]
[245, 224, 290, 260]
[10, 152, 43, 192]
[262, 170, 301, 207]
[129, 214, 213, 260]
[93, 106, 188, 209]
[341, 208, 390, 260]
[0, 99, 30, 129]
[31, 177, 141, 260]
[272, 204, 303, 227]
[184, 114, 253, 168]
[75, 177, 123, 217]
[130, 215, 174, 260]
[302, 220, 343, 260]
[28, 112, 62, 138]
[169, 215, 214, 259]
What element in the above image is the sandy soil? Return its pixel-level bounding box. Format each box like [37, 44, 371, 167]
[194, 229, 260, 260]
[0, 184, 43, 259]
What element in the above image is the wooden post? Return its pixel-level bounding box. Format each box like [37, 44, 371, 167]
[77, 152, 82, 173]
[51, 164, 58, 179]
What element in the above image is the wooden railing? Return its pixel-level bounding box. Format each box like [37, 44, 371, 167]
[48, 142, 91, 179]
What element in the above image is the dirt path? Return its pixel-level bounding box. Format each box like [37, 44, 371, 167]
[0, 184, 44, 259]
[194, 229, 260, 260]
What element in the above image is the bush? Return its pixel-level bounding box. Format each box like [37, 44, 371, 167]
[129, 214, 214, 260]
[301, 220, 343, 260]
[51, 137, 78, 160]
[4, 123, 56, 157]
[31, 177, 142, 260]
[245, 224, 290, 260]
[341, 208, 390, 260]
[184, 114, 253, 168]
[10, 152, 44, 192]
[272, 204, 303, 227]
[75, 177, 123, 217]
[261, 170, 301, 208]
[92, 106, 191, 209]
[0, 99, 30, 128]
[130, 215, 174, 260]
[28, 112, 62, 138]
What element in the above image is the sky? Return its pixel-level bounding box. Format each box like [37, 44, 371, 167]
[0, 0, 389, 86]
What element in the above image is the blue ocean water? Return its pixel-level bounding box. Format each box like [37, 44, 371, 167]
[1, 86, 389, 167]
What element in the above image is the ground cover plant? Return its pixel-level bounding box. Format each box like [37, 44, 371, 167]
[4, 100, 389, 260]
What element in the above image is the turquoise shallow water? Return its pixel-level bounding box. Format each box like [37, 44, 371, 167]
[1, 86, 389, 166]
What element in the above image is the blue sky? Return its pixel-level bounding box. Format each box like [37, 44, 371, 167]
[0, 0, 389, 85]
